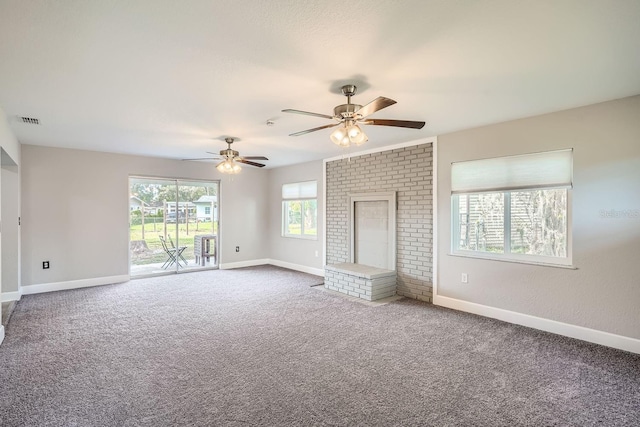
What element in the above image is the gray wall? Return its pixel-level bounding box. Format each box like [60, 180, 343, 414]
[0, 107, 21, 327]
[21, 145, 269, 287]
[0, 107, 20, 164]
[326, 142, 433, 302]
[267, 160, 323, 270]
[437, 95, 640, 339]
[1, 159, 20, 295]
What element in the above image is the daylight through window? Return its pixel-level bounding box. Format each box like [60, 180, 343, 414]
[451, 150, 572, 265]
[282, 181, 318, 239]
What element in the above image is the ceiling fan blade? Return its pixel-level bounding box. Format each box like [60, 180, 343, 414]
[182, 157, 221, 161]
[241, 156, 269, 160]
[237, 159, 266, 168]
[289, 123, 339, 137]
[354, 96, 397, 119]
[363, 119, 426, 129]
[282, 109, 335, 120]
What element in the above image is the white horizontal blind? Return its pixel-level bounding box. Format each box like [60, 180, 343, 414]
[282, 181, 317, 199]
[451, 149, 572, 194]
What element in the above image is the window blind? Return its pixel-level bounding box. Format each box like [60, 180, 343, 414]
[451, 149, 573, 194]
[282, 181, 317, 199]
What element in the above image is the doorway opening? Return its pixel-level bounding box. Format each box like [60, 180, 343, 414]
[129, 177, 220, 277]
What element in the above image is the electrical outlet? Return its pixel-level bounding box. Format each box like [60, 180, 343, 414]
[43, 261, 50, 269]
[235, 246, 240, 252]
[461, 273, 468, 283]
[315, 250, 319, 257]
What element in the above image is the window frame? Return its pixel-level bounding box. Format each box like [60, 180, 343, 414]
[282, 181, 318, 240]
[451, 187, 573, 267]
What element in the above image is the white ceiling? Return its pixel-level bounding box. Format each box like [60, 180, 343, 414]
[1, 0, 639, 168]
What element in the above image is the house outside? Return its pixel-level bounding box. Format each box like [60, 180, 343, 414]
[193, 195, 217, 222]
[129, 196, 145, 212]
[164, 197, 216, 222]
[130, 196, 161, 215]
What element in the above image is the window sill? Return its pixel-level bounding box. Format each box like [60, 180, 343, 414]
[448, 252, 577, 270]
[282, 235, 318, 241]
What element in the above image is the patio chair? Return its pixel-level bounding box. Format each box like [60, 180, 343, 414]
[167, 235, 188, 266]
[159, 236, 187, 269]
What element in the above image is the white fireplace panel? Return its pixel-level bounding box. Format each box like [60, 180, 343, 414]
[355, 200, 390, 269]
[349, 192, 397, 272]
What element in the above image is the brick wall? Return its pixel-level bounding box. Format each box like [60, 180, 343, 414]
[326, 143, 433, 302]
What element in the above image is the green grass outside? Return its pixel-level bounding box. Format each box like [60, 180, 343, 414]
[286, 224, 317, 236]
[130, 221, 218, 265]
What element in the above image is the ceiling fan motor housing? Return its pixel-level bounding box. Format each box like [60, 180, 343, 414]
[334, 104, 363, 119]
[220, 149, 239, 158]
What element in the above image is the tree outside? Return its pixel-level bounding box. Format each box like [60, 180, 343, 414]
[458, 189, 566, 257]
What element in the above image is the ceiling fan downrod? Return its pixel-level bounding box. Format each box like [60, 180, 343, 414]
[335, 85, 362, 118]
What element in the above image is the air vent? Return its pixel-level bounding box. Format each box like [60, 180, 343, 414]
[19, 116, 40, 125]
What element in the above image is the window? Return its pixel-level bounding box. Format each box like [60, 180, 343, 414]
[451, 149, 572, 266]
[205, 206, 211, 215]
[282, 181, 318, 239]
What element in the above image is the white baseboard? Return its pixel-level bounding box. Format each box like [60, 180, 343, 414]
[267, 259, 325, 277]
[21, 275, 130, 296]
[0, 325, 4, 346]
[219, 259, 269, 270]
[219, 258, 325, 277]
[433, 295, 640, 355]
[1, 290, 22, 302]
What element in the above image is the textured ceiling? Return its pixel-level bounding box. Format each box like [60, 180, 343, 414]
[1, 0, 639, 168]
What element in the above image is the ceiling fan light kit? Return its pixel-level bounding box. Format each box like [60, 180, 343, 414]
[330, 121, 368, 147]
[283, 84, 425, 148]
[216, 159, 242, 174]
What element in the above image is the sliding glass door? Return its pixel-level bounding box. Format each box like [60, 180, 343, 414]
[177, 180, 219, 272]
[129, 177, 219, 277]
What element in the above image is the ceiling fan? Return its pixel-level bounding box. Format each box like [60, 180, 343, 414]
[183, 137, 268, 174]
[282, 84, 425, 147]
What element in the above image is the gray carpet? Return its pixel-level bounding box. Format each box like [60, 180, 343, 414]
[1, 301, 16, 326]
[0, 265, 638, 426]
